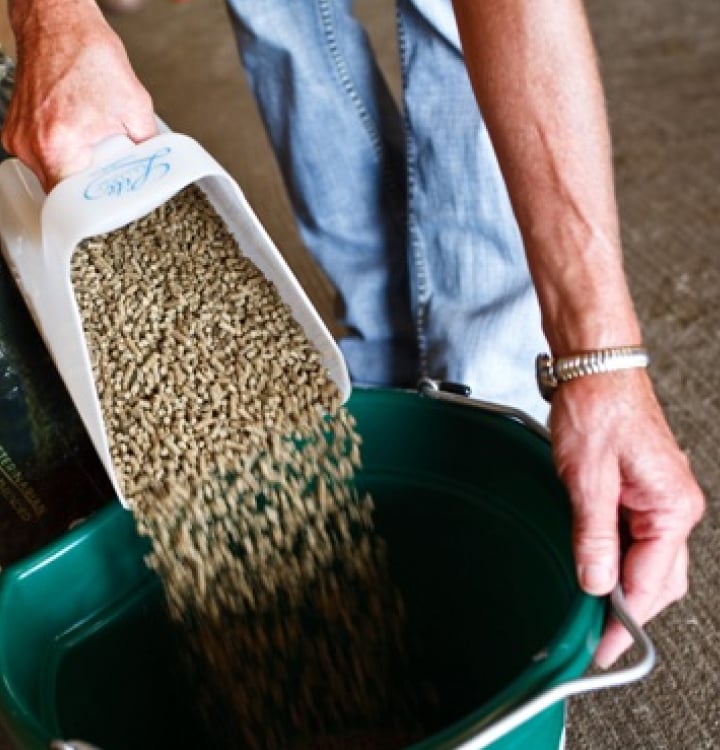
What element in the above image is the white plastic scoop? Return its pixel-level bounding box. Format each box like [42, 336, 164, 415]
[0, 132, 351, 507]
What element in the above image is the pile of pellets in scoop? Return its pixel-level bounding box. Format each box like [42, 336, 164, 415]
[71, 185, 434, 749]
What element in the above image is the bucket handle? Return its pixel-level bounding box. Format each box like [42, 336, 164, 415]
[447, 587, 655, 750]
[418, 377, 550, 440]
[418, 379, 656, 749]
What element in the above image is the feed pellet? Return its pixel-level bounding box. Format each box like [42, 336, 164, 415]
[71, 185, 434, 749]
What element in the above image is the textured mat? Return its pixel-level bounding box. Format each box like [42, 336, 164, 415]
[567, 1, 720, 748]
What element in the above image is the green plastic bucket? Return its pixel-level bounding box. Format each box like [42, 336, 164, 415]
[0, 387, 652, 750]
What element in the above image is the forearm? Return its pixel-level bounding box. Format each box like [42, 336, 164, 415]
[9, 0, 105, 47]
[451, 2, 705, 669]
[452, 0, 641, 354]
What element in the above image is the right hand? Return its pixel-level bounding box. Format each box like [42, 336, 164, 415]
[2, 0, 157, 192]
[549, 369, 704, 667]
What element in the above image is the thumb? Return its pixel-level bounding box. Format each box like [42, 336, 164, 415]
[565, 455, 621, 596]
[123, 109, 158, 144]
[44, 143, 95, 192]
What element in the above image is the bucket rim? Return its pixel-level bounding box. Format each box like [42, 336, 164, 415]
[0, 504, 129, 748]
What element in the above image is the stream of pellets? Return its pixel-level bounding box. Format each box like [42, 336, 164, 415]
[70, 185, 434, 749]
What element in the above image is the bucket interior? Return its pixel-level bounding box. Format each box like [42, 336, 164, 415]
[0, 388, 603, 749]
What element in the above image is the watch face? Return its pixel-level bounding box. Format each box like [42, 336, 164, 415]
[535, 353, 557, 402]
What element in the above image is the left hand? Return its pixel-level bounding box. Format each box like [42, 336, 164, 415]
[2, 0, 157, 193]
[549, 369, 705, 667]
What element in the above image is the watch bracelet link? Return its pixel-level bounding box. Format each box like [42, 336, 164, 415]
[536, 346, 650, 402]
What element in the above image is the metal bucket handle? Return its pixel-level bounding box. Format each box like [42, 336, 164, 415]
[418, 378, 655, 749]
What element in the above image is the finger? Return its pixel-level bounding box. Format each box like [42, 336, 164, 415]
[566, 452, 622, 596]
[122, 92, 158, 143]
[1, 136, 57, 195]
[6, 146, 48, 190]
[593, 540, 687, 668]
[1, 120, 15, 156]
[16, 119, 98, 192]
[1, 107, 88, 191]
[124, 115, 158, 144]
[44, 144, 95, 191]
[44, 117, 141, 189]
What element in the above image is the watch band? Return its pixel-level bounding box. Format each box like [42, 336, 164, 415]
[536, 346, 650, 402]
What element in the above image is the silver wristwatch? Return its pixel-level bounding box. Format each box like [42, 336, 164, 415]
[536, 346, 650, 402]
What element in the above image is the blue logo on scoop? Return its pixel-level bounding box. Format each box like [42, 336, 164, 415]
[83, 147, 172, 200]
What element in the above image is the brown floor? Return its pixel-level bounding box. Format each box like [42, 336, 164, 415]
[1, 0, 719, 748]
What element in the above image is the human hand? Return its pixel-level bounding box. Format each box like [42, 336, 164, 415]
[2, 0, 156, 192]
[549, 369, 705, 667]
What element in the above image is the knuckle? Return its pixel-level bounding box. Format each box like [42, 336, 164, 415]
[624, 579, 657, 606]
[570, 493, 618, 539]
[555, 457, 581, 490]
[1, 129, 14, 155]
[668, 482, 706, 532]
[671, 577, 689, 602]
[556, 460, 598, 508]
[658, 575, 689, 608]
[139, 86, 154, 111]
[689, 486, 706, 525]
[2, 118, 22, 156]
[573, 530, 617, 559]
[33, 127, 65, 165]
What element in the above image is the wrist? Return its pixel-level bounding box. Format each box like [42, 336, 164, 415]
[10, 0, 104, 45]
[550, 367, 663, 427]
[526, 217, 643, 355]
[544, 311, 643, 358]
[536, 346, 650, 402]
[538, 268, 643, 356]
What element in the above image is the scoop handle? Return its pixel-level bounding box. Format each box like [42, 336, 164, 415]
[89, 133, 136, 164]
[34, 132, 233, 506]
[40, 131, 224, 261]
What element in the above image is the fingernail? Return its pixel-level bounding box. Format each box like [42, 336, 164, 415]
[579, 563, 613, 594]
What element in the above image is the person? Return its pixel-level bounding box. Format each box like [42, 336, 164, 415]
[2, 0, 704, 669]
